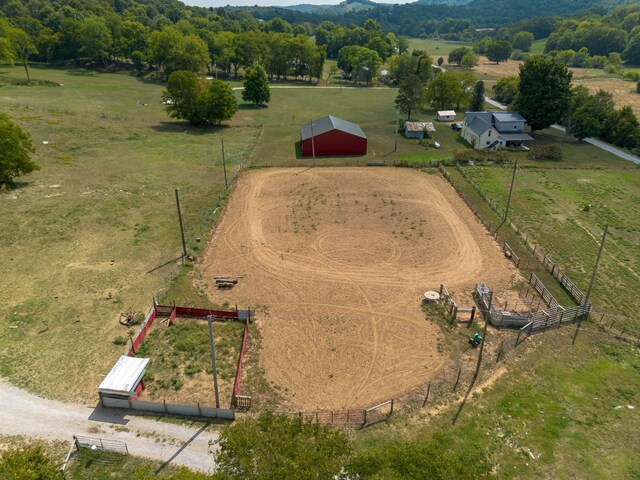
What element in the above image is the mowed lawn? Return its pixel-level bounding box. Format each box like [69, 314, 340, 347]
[0, 65, 254, 402]
[0, 65, 451, 401]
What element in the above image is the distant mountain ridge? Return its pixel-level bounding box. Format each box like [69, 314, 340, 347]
[283, 0, 471, 14]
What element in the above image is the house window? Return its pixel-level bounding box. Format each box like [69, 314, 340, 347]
[514, 125, 517, 129]
[486, 141, 490, 145]
[488, 130, 491, 136]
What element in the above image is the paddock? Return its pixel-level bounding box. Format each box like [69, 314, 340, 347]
[201, 167, 517, 409]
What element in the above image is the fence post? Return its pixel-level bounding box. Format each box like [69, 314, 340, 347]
[163, 399, 168, 413]
[390, 399, 394, 415]
[497, 340, 504, 362]
[422, 383, 431, 408]
[453, 367, 462, 391]
[516, 328, 522, 346]
[74, 436, 80, 451]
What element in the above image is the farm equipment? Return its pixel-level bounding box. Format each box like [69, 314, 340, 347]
[468, 332, 483, 348]
[215, 276, 240, 289]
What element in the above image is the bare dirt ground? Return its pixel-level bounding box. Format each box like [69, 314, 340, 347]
[201, 168, 518, 410]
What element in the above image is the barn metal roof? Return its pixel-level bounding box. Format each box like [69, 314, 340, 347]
[404, 121, 436, 132]
[99, 356, 149, 396]
[437, 110, 456, 116]
[300, 115, 367, 141]
[493, 112, 526, 123]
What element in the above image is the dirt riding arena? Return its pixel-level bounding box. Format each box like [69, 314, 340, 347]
[201, 168, 517, 410]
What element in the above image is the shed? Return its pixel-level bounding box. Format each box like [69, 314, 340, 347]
[436, 110, 456, 121]
[404, 121, 436, 139]
[99, 355, 149, 399]
[300, 115, 367, 157]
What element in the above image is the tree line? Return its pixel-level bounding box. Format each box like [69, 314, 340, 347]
[0, 411, 492, 479]
[0, 2, 325, 82]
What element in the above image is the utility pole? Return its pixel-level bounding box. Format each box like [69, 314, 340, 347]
[310, 118, 316, 167]
[221, 139, 228, 190]
[494, 160, 518, 234]
[174, 188, 187, 261]
[207, 315, 220, 408]
[394, 107, 400, 153]
[573, 224, 608, 345]
[473, 291, 492, 381]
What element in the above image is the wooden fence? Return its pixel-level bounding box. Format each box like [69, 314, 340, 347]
[232, 312, 252, 410]
[283, 400, 394, 429]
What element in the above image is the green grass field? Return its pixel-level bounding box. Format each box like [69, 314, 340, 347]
[529, 38, 547, 55]
[408, 37, 472, 60]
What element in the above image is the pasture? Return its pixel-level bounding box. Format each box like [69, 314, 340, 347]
[0, 64, 461, 402]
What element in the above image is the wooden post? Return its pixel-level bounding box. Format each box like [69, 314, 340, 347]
[533, 244, 537, 256]
[175, 189, 188, 261]
[422, 383, 431, 408]
[221, 139, 228, 190]
[390, 399, 394, 415]
[207, 315, 220, 409]
[163, 399, 168, 413]
[453, 367, 462, 391]
[516, 328, 522, 346]
[74, 435, 80, 451]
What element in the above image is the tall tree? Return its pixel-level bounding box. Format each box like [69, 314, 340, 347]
[215, 411, 351, 480]
[493, 76, 519, 104]
[395, 74, 425, 120]
[6, 27, 37, 84]
[242, 64, 271, 106]
[0, 446, 61, 480]
[512, 31, 534, 52]
[470, 80, 485, 111]
[513, 56, 573, 132]
[448, 46, 471, 66]
[0, 113, 39, 187]
[163, 71, 237, 126]
[605, 105, 640, 149]
[486, 40, 512, 64]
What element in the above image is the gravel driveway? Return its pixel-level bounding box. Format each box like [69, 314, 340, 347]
[0, 380, 220, 472]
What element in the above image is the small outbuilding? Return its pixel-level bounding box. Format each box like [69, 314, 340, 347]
[98, 355, 149, 400]
[436, 110, 456, 121]
[404, 121, 436, 139]
[300, 115, 367, 157]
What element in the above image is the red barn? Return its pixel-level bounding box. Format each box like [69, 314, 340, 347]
[300, 115, 367, 157]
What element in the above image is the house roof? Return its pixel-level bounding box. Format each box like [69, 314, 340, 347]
[499, 133, 533, 141]
[404, 121, 435, 132]
[466, 115, 494, 136]
[99, 356, 149, 396]
[493, 112, 526, 123]
[437, 110, 456, 116]
[465, 112, 494, 125]
[300, 115, 366, 141]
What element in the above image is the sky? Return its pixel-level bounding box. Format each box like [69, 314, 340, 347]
[182, 0, 416, 7]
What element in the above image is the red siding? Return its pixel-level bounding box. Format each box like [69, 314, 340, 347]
[302, 129, 367, 157]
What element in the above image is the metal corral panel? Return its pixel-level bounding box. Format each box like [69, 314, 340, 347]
[99, 356, 149, 397]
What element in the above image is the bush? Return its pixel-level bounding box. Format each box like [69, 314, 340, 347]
[455, 149, 509, 163]
[113, 336, 128, 346]
[529, 143, 563, 161]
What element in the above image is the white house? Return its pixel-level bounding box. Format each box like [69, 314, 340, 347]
[461, 111, 533, 150]
[436, 110, 456, 121]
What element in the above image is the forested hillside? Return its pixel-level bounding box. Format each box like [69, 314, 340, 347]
[242, 0, 640, 37]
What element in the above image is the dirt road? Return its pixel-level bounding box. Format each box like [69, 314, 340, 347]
[0, 380, 219, 472]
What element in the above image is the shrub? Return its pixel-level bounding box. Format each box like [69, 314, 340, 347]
[529, 143, 563, 161]
[455, 149, 509, 163]
[113, 336, 128, 346]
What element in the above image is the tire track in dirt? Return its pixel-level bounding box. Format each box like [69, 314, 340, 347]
[201, 168, 517, 409]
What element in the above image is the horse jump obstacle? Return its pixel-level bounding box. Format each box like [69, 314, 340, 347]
[439, 283, 476, 322]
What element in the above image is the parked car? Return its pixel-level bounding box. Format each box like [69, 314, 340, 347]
[451, 122, 463, 131]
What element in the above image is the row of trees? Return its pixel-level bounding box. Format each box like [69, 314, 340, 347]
[0, 411, 491, 479]
[500, 55, 640, 151]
